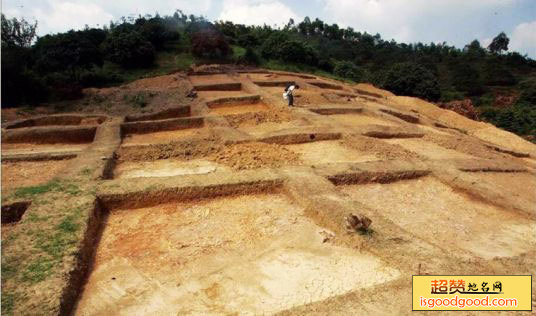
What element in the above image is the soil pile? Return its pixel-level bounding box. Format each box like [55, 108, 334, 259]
[225, 109, 292, 128]
[210, 142, 301, 170]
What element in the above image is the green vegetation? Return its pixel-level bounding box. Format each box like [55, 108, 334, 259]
[1, 11, 535, 139]
[13, 179, 81, 199]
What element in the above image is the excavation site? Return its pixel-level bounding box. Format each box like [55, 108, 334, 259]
[2, 67, 535, 315]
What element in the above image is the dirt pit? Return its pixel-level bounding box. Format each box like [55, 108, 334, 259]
[384, 138, 477, 160]
[237, 120, 303, 137]
[1, 143, 88, 156]
[285, 140, 380, 165]
[197, 90, 247, 99]
[189, 74, 233, 84]
[329, 114, 398, 127]
[210, 142, 301, 170]
[75, 194, 399, 315]
[1, 160, 71, 191]
[121, 128, 205, 146]
[209, 102, 269, 116]
[114, 159, 230, 179]
[340, 177, 536, 259]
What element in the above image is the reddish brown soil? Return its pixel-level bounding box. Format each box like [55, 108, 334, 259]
[2, 160, 72, 191]
[209, 103, 269, 115]
[121, 128, 206, 146]
[210, 142, 301, 170]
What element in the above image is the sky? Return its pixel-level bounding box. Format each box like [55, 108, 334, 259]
[3, 0, 535, 58]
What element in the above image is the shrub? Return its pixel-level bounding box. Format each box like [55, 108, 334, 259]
[516, 84, 536, 107]
[318, 58, 334, 72]
[382, 62, 441, 101]
[190, 29, 230, 59]
[278, 40, 318, 65]
[101, 30, 155, 68]
[236, 47, 260, 66]
[260, 33, 318, 66]
[483, 60, 517, 86]
[333, 61, 365, 82]
[79, 68, 123, 87]
[451, 62, 484, 96]
[260, 32, 290, 59]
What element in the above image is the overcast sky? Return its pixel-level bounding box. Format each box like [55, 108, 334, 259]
[3, 0, 535, 58]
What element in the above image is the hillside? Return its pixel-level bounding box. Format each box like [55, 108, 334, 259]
[2, 12, 536, 140]
[2, 66, 536, 314]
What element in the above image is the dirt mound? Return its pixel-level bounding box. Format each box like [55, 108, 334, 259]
[225, 109, 292, 128]
[74, 74, 195, 116]
[210, 142, 301, 170]
[343, 136, 422, 161]
[438, 99, 479, 120]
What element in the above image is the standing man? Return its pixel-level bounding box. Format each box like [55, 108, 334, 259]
[284, 84, 300, 107]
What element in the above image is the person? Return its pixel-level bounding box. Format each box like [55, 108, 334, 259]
[284, 84, 299, 107]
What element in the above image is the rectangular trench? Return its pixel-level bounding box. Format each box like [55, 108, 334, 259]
[73, 185, 399, 315]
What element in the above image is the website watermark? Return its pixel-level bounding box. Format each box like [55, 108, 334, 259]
[412, 275, 532, 311]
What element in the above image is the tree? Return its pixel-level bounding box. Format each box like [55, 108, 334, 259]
[333, 61, 366, 82]
[34, 31, 103, 80]
[1, 14, 37, 47]
[136, 17, 180, 49]
[190, 29, 230, 59]
[101, 30, 155, 68]
[488, 32, 509, 54]
[382, 63, 441, 101]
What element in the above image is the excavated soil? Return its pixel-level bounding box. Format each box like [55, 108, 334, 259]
[197, 90, 248, 99]
[2, 160, 72, 191]
[210, 142, 301, 170]
[340, 177, 536, 259]
[329, 114, 398, 127]
[209, 102, 269, 115]
[384, 138, 477, 160]
[121, 128, 206, 146]
[237, 120, 302, 137]
[114, 159, 230, 179]
[74, 194, 399, 315]
[2, 143, 89, 155]
[189, 74, 233, 84]
[343, 136, 422, 161]
[285, 140, 380, 165]
[225, 109, 292, 129]
[4, 67, 536, 316]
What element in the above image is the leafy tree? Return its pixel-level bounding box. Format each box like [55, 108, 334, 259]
[34, 31, 103, 80]
[382, 63, 441, 101]
[488, 32, 509, 54]
[190, 29, 230, 59]
[1, 14, 37, 47]
[136, 17, 180, 49]
[278, 40, 318, 65]
[333, 61, 366, 82]
[101, 30, 155, 68]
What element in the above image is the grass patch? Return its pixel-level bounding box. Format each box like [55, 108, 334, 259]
[357, 227, 375, 236]
[22, 258, 55, 283]
[12, 180, 82, 199]
[1, 292, 15, 316]
[13, 180, 62, 199]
